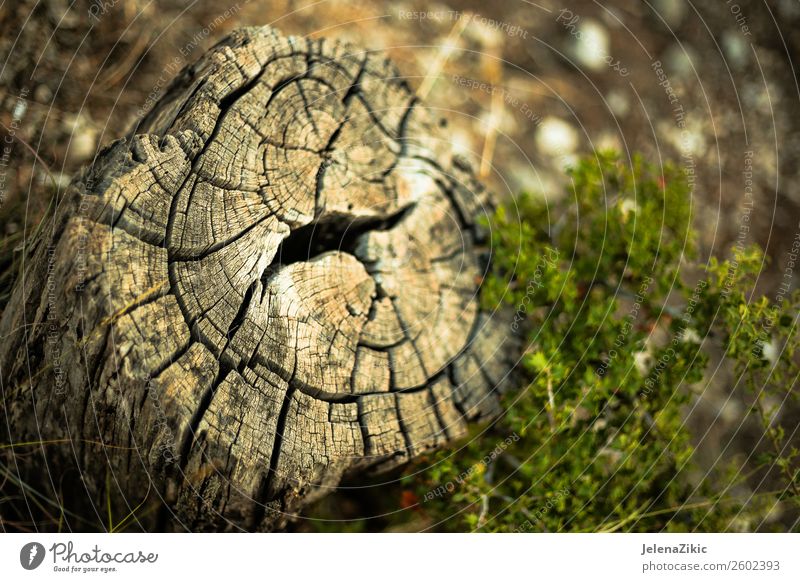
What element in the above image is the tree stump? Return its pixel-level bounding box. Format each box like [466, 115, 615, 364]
[0, 27, 518, 531]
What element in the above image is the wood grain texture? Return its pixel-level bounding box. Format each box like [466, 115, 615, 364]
[0, 27, 519, 531]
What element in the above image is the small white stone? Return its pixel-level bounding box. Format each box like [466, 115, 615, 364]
[535, 117, 579, 156]
[67, 130, 98, 164]
[606, 89, 630, 117]
[573, 19, 610, 71]
[722, 31, 748, 69]
[597, 132, 621, 152]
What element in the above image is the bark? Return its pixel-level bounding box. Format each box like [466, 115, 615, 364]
[0, 26, 519, 531]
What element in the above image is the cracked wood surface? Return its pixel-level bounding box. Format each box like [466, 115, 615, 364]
[0, 26, 519, 531]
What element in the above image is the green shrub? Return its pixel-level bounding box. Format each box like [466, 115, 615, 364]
[409, 152, 799, 532]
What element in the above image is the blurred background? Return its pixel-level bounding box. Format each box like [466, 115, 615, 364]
[1, 0, 798, 531]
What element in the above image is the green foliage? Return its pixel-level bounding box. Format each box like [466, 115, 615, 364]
[698, 247, 800, 506]
[409, 152, 799, 532]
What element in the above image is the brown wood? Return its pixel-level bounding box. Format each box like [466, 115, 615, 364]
[0, 26, 518, 531]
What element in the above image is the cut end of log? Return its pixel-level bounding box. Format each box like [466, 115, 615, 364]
[0, 26, 520, 531]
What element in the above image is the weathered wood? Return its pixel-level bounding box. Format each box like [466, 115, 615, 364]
[0, 26, 519, 531]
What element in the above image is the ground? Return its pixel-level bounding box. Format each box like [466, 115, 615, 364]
[1, 0, 798, 531]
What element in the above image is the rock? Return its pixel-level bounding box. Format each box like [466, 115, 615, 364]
[536, 116, 579, 156]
